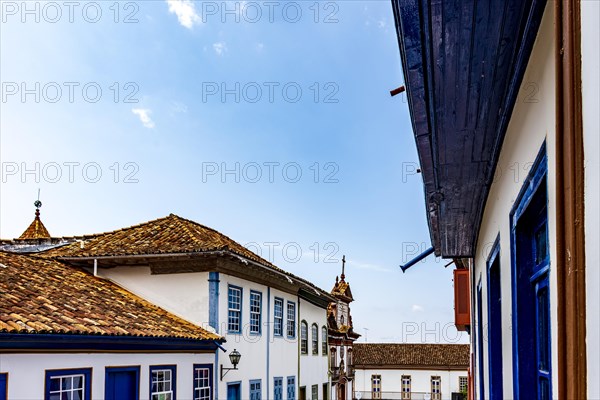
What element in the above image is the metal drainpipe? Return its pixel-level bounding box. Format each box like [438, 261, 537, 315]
[93, 259, 98, 276]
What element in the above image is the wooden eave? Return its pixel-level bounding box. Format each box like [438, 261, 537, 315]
[392, 0, 547, 257]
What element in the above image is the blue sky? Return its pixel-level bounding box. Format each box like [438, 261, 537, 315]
[0, 0, 467, 344]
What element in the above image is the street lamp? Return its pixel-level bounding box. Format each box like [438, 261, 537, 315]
[220, 349, 242, 381]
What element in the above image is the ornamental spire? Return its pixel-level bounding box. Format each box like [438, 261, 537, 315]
[18, 191, 50, 239]
[340, 254, 346, 281]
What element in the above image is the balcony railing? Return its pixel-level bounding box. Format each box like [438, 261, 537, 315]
[353, 391, 445, 400]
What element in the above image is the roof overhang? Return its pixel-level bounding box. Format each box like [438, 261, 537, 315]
[392, 0, 547, 257]
[0, 333, 222, 352]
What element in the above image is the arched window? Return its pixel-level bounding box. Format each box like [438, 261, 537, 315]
[322, 326, 328, 355]
[300, 321, 308, 354]
[312, 324, 319, 355]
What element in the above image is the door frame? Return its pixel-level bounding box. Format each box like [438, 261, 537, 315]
[510, 143, 551, 399]
[0, 373, 7, 400]
[105, 366, 140, 400]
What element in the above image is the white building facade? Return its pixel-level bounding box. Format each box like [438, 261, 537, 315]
[0, 250, 221, 400]
[2, 213, 334, 400]
[353, 344, 469, 400]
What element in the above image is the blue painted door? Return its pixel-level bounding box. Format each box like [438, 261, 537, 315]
[105, 367, 139, 400]
[0, 374, 7, 400]
[227, 383, 241, 400]
[476, 282, 485, 400]
[487, 243, 503, 400]
[512, 159, 552, 400]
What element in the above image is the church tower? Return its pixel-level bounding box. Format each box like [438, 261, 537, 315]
[328, 256, 360, 400]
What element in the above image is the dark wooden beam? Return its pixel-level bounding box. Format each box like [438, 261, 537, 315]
[555, 0, 587, 397]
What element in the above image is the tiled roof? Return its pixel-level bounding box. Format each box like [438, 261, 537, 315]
[353, 343, 469, 368]
[0, 251, 221, 341]
[40, 214, 332, 299]
[42, 214, 274, 264]
[19, 211, 50, 239]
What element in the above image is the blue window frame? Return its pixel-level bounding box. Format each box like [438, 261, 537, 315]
[486, 236, 503, 400]
[476, 279, 485, 400]
[286, 301, 296, 338]
[510, 143, 552, 400]
[274, 377, 283, 400]
[228, 285, 243, 333]
[274, 297, 284, 336]
[193, 364, 213, 400]
[250, 379, 262, 400]
[286, 376, 295, 400]
[0, 373, 7, 400]
[45, 368, 92, 400]
[150, 365, 176, 400]
[250, 290, 262, 335]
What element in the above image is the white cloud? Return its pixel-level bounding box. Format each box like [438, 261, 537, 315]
[412, 304, 424, 312]
[213, 41, 228, 56]
[131, 108, 155, 129]
[166, 0, 200, 29]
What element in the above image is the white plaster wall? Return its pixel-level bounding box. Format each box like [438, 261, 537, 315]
[96, 266, 328, 399]
[354, 368, 467, 399]
[217, 274, 268, 400]
[99, 267, 210, 328]
[0, 352, 214, 400]
[580, 1, 600, 398]
[299, 298, 329, 399]
[217, 274, 302, 400]
[473, 3, 557, 399]
[269, 287, 301, 399]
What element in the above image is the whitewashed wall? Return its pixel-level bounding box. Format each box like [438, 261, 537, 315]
[580, 1, 600, 398]
[99, 266, 329, 399]
[99, 267, 211, 327]
[472, 3, 557, 399]
[354, 368, 467, 399]
[299, 298, 329, 400]
[0, 352, 214, 400]
[269, 287, 302, 399]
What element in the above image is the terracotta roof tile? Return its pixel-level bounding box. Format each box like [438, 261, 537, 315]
[39, 214, 332, 299]
[18, 213, 50, 240]
[353, 343, 469, 368]
[0, 251, 221, 341]
[42, 214, 267, 262]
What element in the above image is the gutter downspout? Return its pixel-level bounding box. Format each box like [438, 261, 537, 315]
[267, 286, 271, 400]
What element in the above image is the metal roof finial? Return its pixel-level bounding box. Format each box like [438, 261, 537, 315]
[34, 189, 42, 218]
[341, 255, 346, 281]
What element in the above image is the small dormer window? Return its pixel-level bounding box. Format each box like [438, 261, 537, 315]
[340, 315, 345, 325]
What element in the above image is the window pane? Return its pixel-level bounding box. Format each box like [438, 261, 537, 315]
[537, 286, 550, 371]
[535, 221, 548, 265]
